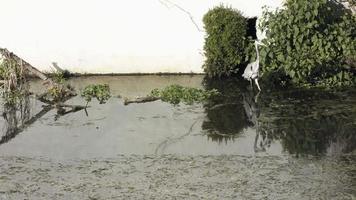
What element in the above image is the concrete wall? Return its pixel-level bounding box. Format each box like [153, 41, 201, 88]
[0, 0, 283, 73]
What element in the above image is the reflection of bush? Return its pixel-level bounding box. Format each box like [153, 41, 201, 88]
[260, 117, 356, 155]
[203, 77, 356, 155]
[202, 77, 249, 141]
[258, 90, 356, 155]
[202, 103, 248, 137]
[203, 76, 247, 103]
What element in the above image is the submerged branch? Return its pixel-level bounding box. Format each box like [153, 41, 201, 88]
[124, 96, 161, 105]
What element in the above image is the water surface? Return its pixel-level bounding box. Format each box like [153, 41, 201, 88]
[0, 75, 355, 199]
[0, 75, 355, 159]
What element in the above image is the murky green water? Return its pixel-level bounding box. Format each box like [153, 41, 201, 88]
[1, 75, 354, 158]
[0, 75, 355, 199]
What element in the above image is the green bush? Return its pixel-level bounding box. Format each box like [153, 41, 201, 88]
[203, 5, 248, 77]
[259, 0, 356, 88]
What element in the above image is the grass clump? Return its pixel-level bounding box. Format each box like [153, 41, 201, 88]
[150, 84, 219, 105]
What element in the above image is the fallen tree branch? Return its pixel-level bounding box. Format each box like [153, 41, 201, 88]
[55, 103, 87, 110]
[0, 48, 50, 82]
[124, 96, 161, 105]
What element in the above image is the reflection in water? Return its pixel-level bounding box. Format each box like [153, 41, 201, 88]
[0, 93, 52, 145]
[259, 89, 356, 156]
[243, 90, 273, 153]
[203, 77, 356, 156]
[202, 78, 248, 143]
[1, 90, 31, 145]
[1, 76, 355, 157]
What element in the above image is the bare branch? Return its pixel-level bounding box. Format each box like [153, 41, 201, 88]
[158, 0, 203, 32]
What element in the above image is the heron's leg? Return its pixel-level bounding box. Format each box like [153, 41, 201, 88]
[254, 90, 260, 103]
[250, 79, 253, 88]
[254, 78, 261, 91]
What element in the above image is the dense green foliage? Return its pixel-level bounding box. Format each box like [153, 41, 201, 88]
[203, 5, 248, 77]
[150, 84, 219, 105]
[259, 0, 356, 88]
[81, 84, 111, 105]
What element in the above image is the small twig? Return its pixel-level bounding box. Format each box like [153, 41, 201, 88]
[155, 116, 203, 154]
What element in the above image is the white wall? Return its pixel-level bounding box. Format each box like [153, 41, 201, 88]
[0, 0, 283, 74]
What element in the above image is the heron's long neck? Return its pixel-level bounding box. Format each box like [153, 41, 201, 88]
[255, 43, 259, 61]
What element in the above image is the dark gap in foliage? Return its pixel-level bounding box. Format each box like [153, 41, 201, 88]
[246, 17, 257, 40]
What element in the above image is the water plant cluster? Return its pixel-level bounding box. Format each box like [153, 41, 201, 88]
[81, 84, 111, 105]
[46, 70, 74, 102]
[150, 84, 219, 105]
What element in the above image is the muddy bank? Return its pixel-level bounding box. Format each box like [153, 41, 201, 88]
[0, 155, 355, 200]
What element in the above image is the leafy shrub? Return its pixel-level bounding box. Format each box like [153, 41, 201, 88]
[203, 5, 248, 77]
[150, 84, 219, 105]
[259, 0, 356, 88]
[81, 84, 111, 105]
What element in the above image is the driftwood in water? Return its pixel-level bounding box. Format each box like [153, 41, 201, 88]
[124, 96, 161, 105]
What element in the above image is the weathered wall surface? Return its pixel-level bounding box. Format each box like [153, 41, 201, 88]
[0, 0, 283, 73]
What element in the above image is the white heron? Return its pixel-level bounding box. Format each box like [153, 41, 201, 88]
[242, 41, 265, 91]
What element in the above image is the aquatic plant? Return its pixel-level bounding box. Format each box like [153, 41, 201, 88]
[150, 84, 219, 105]
[259, 0, 356, 88]
[44, 70, 76, 102]
[81, 84, 111, 106]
